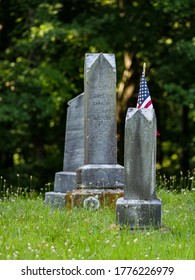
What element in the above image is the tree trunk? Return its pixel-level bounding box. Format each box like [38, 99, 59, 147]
[117, 51, 139, 165]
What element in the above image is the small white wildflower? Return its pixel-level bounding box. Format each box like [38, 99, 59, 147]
[13, 251, 18, 258]
[105, 240, 110, 244]
[133, 238, 138, 243]
[51, 245, 56, 252]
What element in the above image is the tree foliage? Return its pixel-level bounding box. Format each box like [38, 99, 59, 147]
[0, 0, 194, 189]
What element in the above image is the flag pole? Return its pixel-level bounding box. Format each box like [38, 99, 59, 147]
[143, 62, 146, 75]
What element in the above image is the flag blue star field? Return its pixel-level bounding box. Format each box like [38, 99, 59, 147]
[136, 70, 153, 109]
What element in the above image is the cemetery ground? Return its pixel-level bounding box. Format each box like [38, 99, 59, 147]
[0, 177, 194, 260]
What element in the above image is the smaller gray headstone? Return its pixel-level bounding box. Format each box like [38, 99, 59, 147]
[53, 93, 84, 193]
[116, 108, 162, 229]
[45, 93, 84, 206]
[63, 93, 85, 172]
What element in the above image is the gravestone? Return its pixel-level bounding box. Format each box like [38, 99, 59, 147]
[116, 108, 162, 228]
[45, 93, 84, 206]
[76, 53, 124, 189]
[68, 53, 124, 207]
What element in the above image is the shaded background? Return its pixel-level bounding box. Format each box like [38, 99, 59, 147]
[0, 0, 194, 190]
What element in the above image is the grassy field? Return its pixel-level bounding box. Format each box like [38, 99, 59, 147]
[0, 189, 194, 260]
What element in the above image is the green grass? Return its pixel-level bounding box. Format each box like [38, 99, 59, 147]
[0, 189, 195, 260]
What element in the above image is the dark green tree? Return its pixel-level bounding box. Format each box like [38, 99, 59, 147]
[0, 0, 194, 189]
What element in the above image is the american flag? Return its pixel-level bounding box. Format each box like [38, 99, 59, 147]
[137, 64, 160, 136]
[136, 66, 153, 109]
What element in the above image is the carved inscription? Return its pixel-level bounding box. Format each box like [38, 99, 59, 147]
[84, 53, 117, 164]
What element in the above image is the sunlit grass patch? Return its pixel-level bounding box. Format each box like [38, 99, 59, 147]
[0, 189, 194, 260]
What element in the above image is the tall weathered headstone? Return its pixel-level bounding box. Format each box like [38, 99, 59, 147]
[45, 93, 84, 206]
[116, 108, 161, 228]
[76, 53, 124, 189]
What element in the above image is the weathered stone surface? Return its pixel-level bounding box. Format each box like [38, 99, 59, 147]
[116, 108, 161, 229]
[54, 171, 76, 192]
[52, 93, 85, 193]
[76, 164, 124, 189]
[65, 188, 124, 209]
[116, 198, 161, 229]
[124, 108, 156, 200]
[45, 93, 84, 206]
[53, 92, 84, 192]
[45, 192, 66, 208]
[63, 93, 84, 171]
[83, 196, 100, 210]
[84, 53, 117, 164]
[76, 53, 124, 189]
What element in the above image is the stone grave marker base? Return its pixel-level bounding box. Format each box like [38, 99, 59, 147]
[45, 192, 66, 208]
[116, 197, 162, 229]
[66, 189, 124, 209]
[77, 164, 124, 189]
[45, 171, 77, 207]
[45, 189, 124, 209]
[54, 171, 76, 193]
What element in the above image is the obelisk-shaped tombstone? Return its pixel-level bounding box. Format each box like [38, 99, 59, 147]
[116, 108, 161, 228]
[76, 53, 124, 189]
[45, 93, 84, 206]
